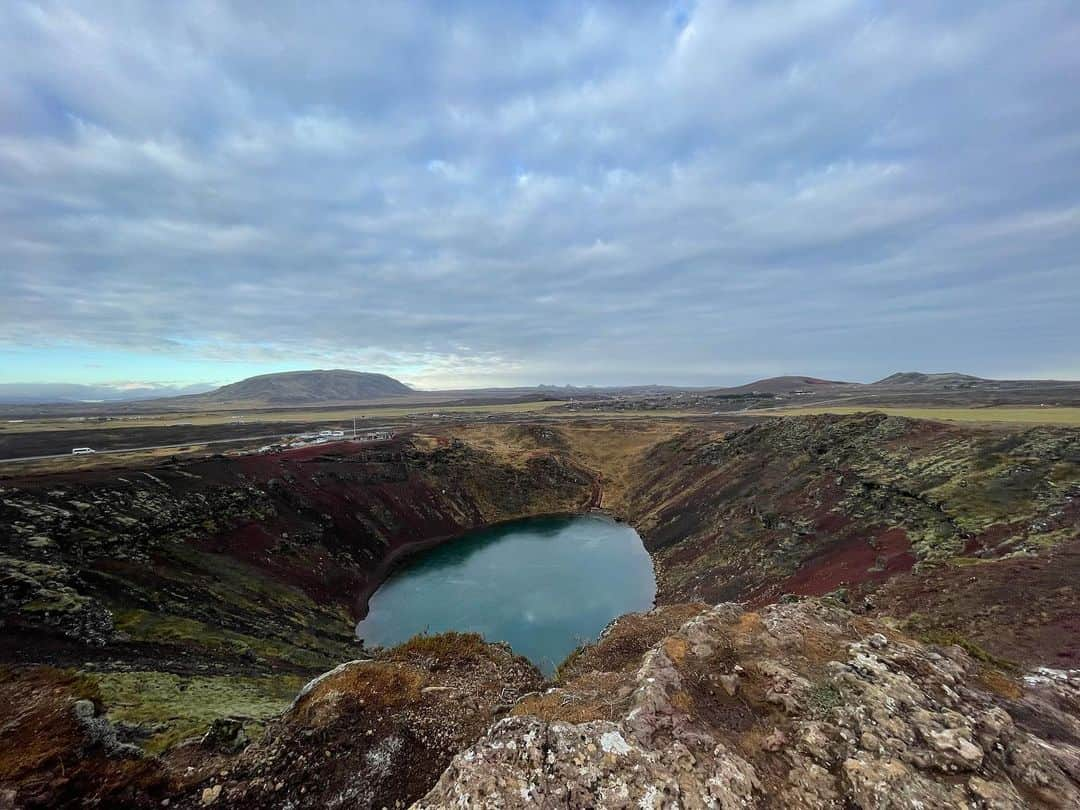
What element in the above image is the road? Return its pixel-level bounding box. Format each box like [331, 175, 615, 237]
[0, 431, 332, 465]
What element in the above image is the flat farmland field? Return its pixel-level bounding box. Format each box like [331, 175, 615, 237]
[0, 401, 572, 464]
[0, 400, 571, 434]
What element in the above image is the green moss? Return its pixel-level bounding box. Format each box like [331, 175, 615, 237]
[1024, 527, 1078, 550]
[90, 670, 307, 755]
[928, 461, 1046, 531]
[907, 527, 964, 564]
[806, 682, 843, 717]
[112, 608, 339, 671]
[107, 542, 360, 667]
[21, 593, 93, 614]
[903, 619, 1019, 673]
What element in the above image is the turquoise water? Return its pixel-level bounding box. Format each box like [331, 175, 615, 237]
[355, 514, 656, 675]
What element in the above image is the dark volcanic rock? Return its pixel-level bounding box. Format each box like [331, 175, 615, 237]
[622, 413, 1080, 654]
[0, 436, 593, 675]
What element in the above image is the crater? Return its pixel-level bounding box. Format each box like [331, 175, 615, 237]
[355, 514, 656, 675]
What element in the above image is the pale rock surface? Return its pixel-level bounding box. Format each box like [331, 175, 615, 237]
[415, 601, 1080, 809]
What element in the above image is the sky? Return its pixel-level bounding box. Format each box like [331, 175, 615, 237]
[1, 1, 1079, 391]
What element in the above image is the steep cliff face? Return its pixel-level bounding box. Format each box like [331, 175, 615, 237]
[618, 413, 1080, 667]
[0, 435, 593, 771]
[1, 437, 593, 674]
[12, 413, 1065, 675]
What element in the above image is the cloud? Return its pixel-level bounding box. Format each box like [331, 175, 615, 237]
[1, 0, 1078, 386]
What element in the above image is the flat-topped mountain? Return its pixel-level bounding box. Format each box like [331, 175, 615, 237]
[714, 375, 855, 394]
[198, 369, 413, 404]
[873, 371, 987, 387]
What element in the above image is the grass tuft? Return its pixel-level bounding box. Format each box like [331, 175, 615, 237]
[385, 631, 493, 668]
[805, 681, 843, 717]
[912, 628, 1019, 672]
[553, 642, 591, 684]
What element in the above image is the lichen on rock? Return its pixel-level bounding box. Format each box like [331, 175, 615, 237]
[417, 600, 1080, 809]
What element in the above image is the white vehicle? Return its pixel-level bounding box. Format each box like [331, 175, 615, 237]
[71, 447, 97, 455]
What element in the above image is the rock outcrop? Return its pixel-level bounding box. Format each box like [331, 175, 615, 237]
[170, 633, 544, 809]
[3, 600, 1079, 808]
[418, 600, 1080, 808]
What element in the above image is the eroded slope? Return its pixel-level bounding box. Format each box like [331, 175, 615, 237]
[0, 435, 592, 760]
[620, 413, 1080, 667]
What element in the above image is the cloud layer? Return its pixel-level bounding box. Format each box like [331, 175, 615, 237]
[2, 1, 1079, 386]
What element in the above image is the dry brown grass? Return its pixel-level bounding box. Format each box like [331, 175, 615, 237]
[295, 662, 425, 724]
[384, 631, 495, 669]
[974, 667, 1023, 700]
[556, 423, 684, 512]
[663, 636, 689, 664]
[760, 405, 1080, 426]
[0, 667, 97, 780]
[448, 421, 683, 511]
[558, 604, 711, 683]
[512, 671, 630, 723]
[0, 401, 571, 435]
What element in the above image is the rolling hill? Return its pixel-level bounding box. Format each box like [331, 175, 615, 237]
[872, 372, 987, 387]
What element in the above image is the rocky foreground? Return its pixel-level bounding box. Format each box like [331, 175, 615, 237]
[420, 600, 1080, 808]
[4, 599, 1079, 808]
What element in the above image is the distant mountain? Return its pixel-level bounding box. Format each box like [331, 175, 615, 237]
[193, 370, 413, 404]
[0, 382, 214, 405]
[873, 372, 987, 387]
[714, 375, 856, 394]
[7, 368, 1076, 414]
